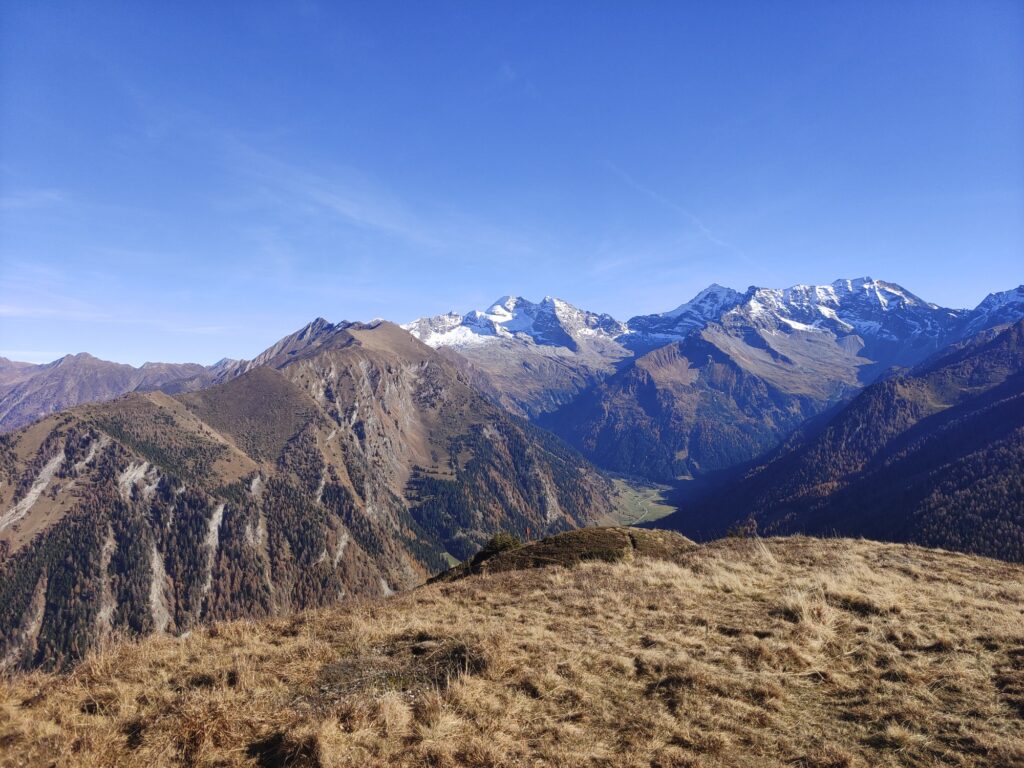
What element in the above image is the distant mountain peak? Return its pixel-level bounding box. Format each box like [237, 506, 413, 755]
[962, 285, 1024, 336]
[294, 317, 336, 340]
[828, 276, 932, 309]
[404, 296, 626, 350]
[659, 283, 744, 320]
[977, 285, 1024, 310]
[722, 278, 958, 348]
[406, 278, 992, 358]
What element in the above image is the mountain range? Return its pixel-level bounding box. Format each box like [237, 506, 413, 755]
[0, 321, 623, 669]
[0, 355, 209, 432]
[1, 276, 1022, 671]
[657, 318, 1024, 561]
[409, 279, 1023, 480]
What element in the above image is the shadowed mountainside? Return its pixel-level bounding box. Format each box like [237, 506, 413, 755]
[659, 320, 1024, 562]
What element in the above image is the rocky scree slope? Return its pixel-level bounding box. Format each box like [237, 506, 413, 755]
[0, 321, 614, 670]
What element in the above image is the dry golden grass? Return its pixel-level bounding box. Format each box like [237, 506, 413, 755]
[1, 534, 1022, 767]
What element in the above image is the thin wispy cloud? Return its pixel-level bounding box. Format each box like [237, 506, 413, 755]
[0, 304, 106, 320]
[0, 189, 68, 210]
[215, 133, 549, 262]
[498, 62, 517, 83]
[227, 142, 442, 247]
[607, 163, 750, 264]
[493, 60, 540, 99]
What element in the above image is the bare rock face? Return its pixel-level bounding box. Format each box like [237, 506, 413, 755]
[0, 322, 614, 670]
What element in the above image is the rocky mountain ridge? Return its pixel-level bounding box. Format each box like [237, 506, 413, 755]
[0, 322, 618, 670]
[408, 278, 1022, 356]
[403, 278, 1023, 422]
[0, 354, 207, 432]
[657, 319, 1024, 561]
[6, 279, 1019, 432]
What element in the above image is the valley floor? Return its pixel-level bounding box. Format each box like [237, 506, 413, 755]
[1, 535, 1022, 767]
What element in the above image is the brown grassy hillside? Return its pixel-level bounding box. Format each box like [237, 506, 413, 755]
[1, 531, 1022, 767]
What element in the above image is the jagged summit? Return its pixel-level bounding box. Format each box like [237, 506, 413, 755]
[404, 279, 1024, 355]
[404, 278, 974, 355]
[724, 277, 959, 343]
[403, 295, 626, 350]
[962, 284, 1024, 336]
[211, 317, 359, 381]
[627, 284, 745, 344]
[977, 284, 1024, 309]
[622, 277, 963, 355]
[398, 279, 1024, 422]
[658, 283, 743, 319]
[6, 278, 1023, 433]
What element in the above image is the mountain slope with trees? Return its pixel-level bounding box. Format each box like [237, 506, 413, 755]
[659, 320, 1024, 561]
[0, 322, 617, 670]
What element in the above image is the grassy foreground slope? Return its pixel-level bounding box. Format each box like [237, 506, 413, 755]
[1, 530, 1023, 768]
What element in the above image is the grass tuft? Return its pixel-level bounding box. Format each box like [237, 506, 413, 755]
[1, 535, 1022, 767]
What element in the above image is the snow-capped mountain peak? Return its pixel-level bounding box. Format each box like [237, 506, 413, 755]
[961, 285, 1024, 336]
[974, 285, 1024, 313]
[403, 279, 1024, 363]
[828, 277, 934, 310]
[404, 296, 627, 350]
[624, 284, 745, 345]
[721, 278, 958, 346]
[660, 283, 744, 320]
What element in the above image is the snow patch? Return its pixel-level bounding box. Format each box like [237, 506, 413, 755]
[778, 316, 818, 332]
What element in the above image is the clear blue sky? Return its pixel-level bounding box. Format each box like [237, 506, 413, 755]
[2, 1, 1022, 365]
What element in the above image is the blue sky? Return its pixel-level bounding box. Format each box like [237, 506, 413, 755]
[2, 1, 1022, 365]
